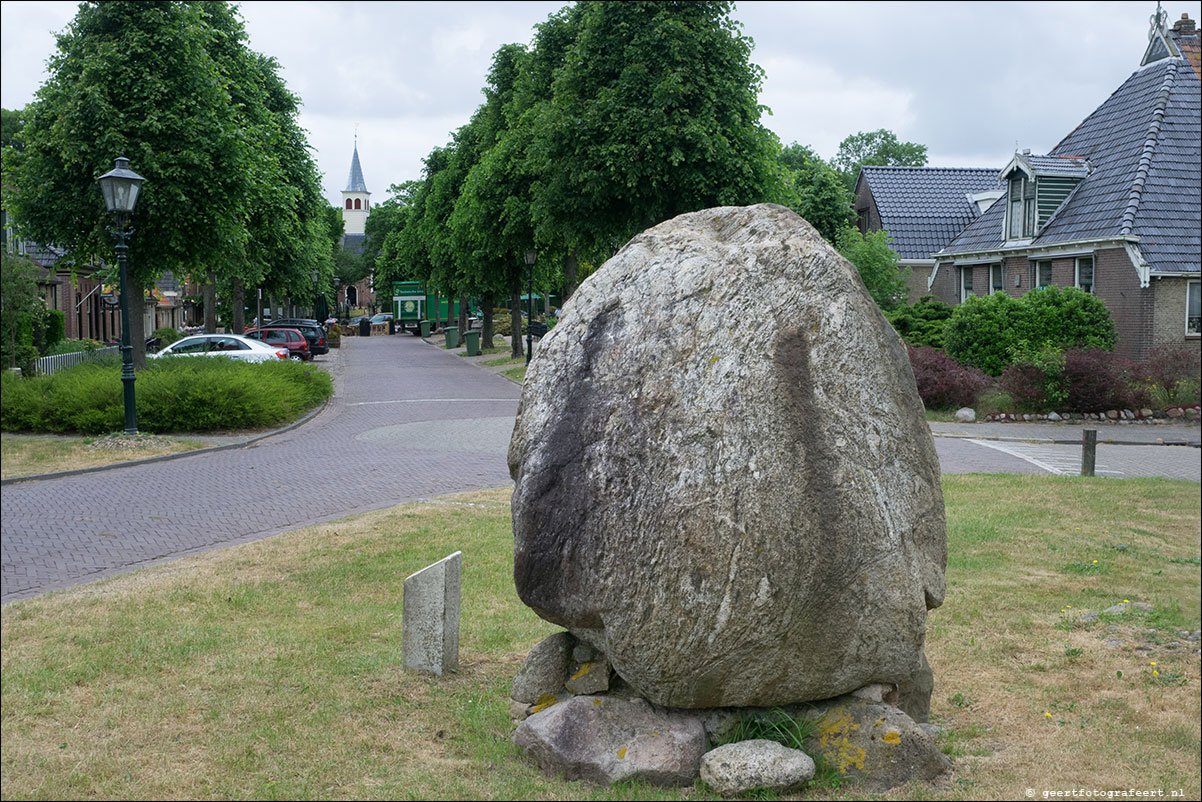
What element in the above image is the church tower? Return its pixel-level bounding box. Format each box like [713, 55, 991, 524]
[340, 136, 370, 254]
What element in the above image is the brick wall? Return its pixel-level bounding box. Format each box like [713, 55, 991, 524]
[1090, 248, 1150, 361]
[901, 263, 933, 301]
[1151, 275, 1202, 356]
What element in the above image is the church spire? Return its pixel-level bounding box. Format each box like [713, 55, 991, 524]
[345, 137, 368, 193]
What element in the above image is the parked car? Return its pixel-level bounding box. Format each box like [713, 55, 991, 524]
[369, 313, 393, 324]
[267, 318, 329, 355]
[243, 327, 312, 361]
[150, 334, 289, 363]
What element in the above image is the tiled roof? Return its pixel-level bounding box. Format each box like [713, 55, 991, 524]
[1015, 153, 1090, 178]
[345, 144, 368, 193]
[858, 166, 1001, 259]
[939, 56, 1201, 273]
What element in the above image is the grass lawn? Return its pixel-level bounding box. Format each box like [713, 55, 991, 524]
[0, 433, 209, 480]
[2, 477, 1198, 800]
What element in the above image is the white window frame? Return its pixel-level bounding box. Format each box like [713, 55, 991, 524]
[960, 266, 974, 303]
[1006, 174, 1036, 240]
[1075, 256, 1095, 294]
[1032, 260, 1052, 288]
[990, 264, 1006, 295]
[1187, 279, 1201, 337]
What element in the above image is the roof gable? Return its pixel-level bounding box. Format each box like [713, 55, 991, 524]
[858, 166, 1001, 259]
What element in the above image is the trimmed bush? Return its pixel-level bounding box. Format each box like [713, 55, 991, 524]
[907, 345, 991, 410]
[1000, 345, 1068, 413]
[886, 296, 954, 349]
[945, 286, 1117, 376]
[1, 357, 332, 435]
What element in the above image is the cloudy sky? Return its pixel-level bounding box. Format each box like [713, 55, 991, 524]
[3, 1, 1199, 206]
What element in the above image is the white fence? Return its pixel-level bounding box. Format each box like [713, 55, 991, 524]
[33, 346, 121, 376]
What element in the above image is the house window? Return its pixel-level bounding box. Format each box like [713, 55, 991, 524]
[1033, 260, 1052, 288]
[1188, 280, 1201, 336]
[1007, 175, 1035, 239]
[961, 266, 974, 302]
[1075, 256, 1094, 294]
[991, 264, 1005, 294]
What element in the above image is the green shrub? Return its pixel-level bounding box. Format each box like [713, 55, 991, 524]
[945, 287, 1117, 376]
[836, 227, 909, 311]
[45, 339, 105, 356]
[1000, 344, 1068, 412]
[150, 327, 183, 347]
[886, 296, 954, 349]
[1, 358, 332, 435]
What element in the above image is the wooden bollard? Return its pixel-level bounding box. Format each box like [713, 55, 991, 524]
[1081, 429, 1097, 476]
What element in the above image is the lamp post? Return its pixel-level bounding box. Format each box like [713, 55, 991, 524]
[524, 250, 536, 365]
[97, 156, 145, 435]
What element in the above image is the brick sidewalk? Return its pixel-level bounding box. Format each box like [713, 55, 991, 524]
[1, 336, 521, 604]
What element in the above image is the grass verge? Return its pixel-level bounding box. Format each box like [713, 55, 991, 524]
[1, 433, 209, 479]
[2, 477, 1198, 800]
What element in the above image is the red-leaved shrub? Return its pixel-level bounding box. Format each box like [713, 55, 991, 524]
[1063, 348, 1145, 412]
[1142, 343, 1201, 393]
[907, 345, 990, 410]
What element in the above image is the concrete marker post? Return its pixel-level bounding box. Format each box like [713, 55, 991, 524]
[402, 551, 462, 675]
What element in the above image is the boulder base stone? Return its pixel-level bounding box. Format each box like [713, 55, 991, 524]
[700, 739, 815, 797]
[802, 697, 951, 791]
[511, 632, 574, 704]
[514, 695, 707, 787]
[509, 204, 946, 708]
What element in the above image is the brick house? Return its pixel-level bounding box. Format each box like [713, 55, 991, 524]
[929, 10, 1201, 362]
[852, 166, 1003, 301]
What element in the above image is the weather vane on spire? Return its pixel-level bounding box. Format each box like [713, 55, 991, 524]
[1150, 1, 1168, 39]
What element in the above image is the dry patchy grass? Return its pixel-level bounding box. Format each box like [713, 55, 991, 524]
[0, 433, 207, 480]
[2, 478, 1199, 801]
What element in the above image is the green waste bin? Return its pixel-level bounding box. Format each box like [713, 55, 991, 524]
[444, 326, 459, 349]
[420, 320, 431, 338]
[464, 330, 481, 356]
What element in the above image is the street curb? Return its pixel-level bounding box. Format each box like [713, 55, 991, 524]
[1, 397, 330, 487]
[929, 431, 1200, 448]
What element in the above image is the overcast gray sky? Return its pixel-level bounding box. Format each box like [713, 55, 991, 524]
[3, 1, 1199, 206]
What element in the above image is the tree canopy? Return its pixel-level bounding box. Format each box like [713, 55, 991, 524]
[832, 128, 928, 189]
[777, 142, 855, 243]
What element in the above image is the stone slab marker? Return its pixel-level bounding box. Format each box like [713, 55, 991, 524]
[402, 551, 462, 675]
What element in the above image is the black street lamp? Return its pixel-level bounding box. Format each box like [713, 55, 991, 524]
[97, 156, 145, 435]
[524, 250, 536, 365]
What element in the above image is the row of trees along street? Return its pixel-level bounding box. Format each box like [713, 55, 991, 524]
[3, 3, 335, 369]
[363, 1, 930, 358]
[3, 1, 930, 368]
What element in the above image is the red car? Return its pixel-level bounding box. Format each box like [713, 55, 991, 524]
[244, 327, 312, 361]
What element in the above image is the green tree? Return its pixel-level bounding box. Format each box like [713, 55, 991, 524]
[1, 253, 43, 370]
[836, 227, 909, 311]
[777, 142, 855, 243]
[529, 1, 785, 259]
[0, 107, 24, 150]
[832, 128, 928, 190]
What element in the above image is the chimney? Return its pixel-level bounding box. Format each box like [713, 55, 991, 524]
[1173, 13, 1196, 35]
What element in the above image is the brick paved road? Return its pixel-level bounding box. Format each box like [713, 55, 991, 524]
[5, 336, 1199, 603]
[1, 337, 521, 603]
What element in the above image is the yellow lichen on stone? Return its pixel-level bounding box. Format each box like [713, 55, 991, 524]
[883, 730, 901, 745]
[593, 698, 603, 706]
[530, 693, 559, 714]
[617, 747, 627, 759]
[816, 710, 866, 774]
[569, 662, 593, 680]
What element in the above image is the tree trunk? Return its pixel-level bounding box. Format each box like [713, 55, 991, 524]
[231, 278, 245, 334]
[482, 291, 495, 350]
[509, 274, 523, 360]
[203, 273, 217, 333]
[130, 280, 148, 370]
[564, 249, 578, 304]
[458, 295, 468, 333]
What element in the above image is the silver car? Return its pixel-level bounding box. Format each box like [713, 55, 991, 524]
[151, 334, 290, 363]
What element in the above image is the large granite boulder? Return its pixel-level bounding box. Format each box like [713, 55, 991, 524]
[509, 204, 946, 708]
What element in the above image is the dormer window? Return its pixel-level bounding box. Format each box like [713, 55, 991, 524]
[1008, 175, 1035, 239]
